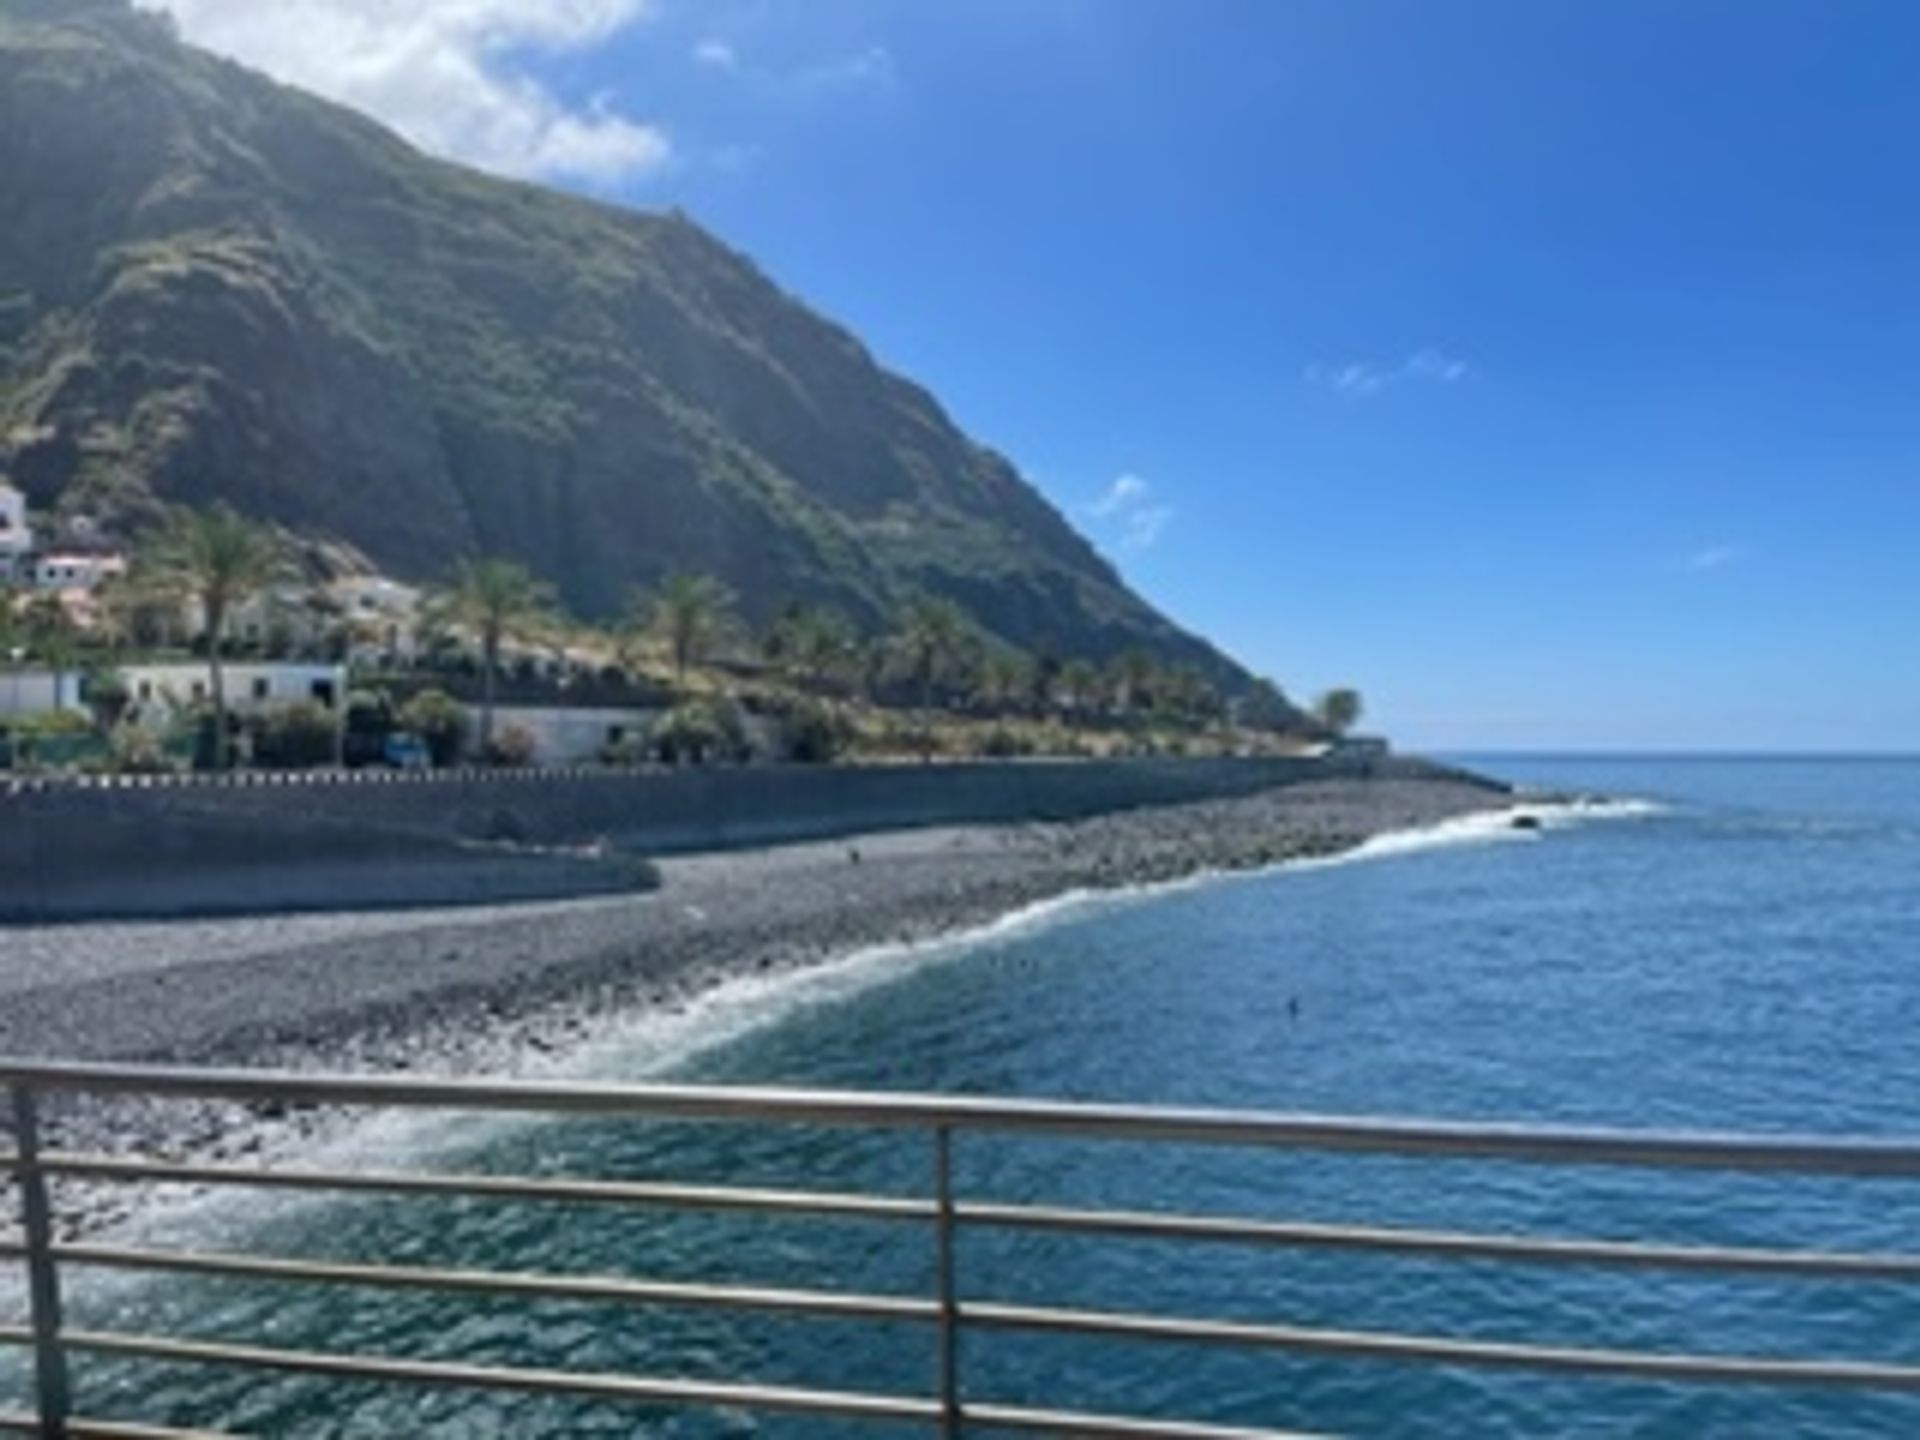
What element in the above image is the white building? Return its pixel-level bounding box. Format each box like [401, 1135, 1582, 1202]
[0, 668, 84, 718]
[29, 551, 127, 592]
[328, 574, 423, 664]
[0, 483, 32, 582]
[119, 661, 346, 719]
[489, 704, 657, 765]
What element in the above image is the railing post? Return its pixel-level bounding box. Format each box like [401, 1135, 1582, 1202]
[933, 1124, 959, 1438]
[10, 1085, 71, 1439]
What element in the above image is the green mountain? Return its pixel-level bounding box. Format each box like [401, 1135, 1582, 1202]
[0, 0, 1255, 688]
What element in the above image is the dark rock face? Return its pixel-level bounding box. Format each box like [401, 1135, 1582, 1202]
[0, 1, 1246, 684]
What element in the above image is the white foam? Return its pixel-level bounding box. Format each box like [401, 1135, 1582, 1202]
[52, 791, 1670, 1266]
[1332, 794, 1668, 861]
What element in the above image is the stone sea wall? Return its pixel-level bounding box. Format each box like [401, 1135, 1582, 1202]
[0, 754, 1498, 922]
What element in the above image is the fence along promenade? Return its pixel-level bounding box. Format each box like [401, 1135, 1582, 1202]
[6, 1060, 1920, 1437]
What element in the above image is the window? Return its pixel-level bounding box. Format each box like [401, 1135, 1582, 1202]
[252, 677, 271, 701]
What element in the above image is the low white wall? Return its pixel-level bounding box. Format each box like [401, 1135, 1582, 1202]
[489, 705, 656, 764]
[0, 669, 84, 717]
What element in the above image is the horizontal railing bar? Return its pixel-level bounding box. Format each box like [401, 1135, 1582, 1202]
[44, 1418, 235, 1440]
[0, 1419, 232, 1440]
[33, 1200, 1915, 1294]
[40, 1154, 932, 1222]
[965, 1301, 1920, 1390]
[53, 1242, 938, 1324]
[0, 1324, 28, 1347]
[57, 1328, 941, 1423]
[10, 1060, 1920, 1174]
[0, 1362, 1329, 1439]
[962, 1401, 1334, 1438]
[0, 1417, 213, 1440]
[961, 1201, 1920, 1280]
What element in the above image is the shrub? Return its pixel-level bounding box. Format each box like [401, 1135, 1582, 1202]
[485, 722, 539, 768]
[779, 699, 852, 764]
[111, 726, 179, 775]
[599, 732, 651, 768]
[8, 708, 90, 737]
[82, 669, 132, 732]
[974, 725, 1031, 759]
[249, 701, 339, 770]
[649, 698, 749, 766]
[342, 688, 396, 768]
[399, 688, 469, 767]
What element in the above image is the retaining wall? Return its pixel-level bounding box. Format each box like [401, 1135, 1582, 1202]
[0, 755, 1496, 922]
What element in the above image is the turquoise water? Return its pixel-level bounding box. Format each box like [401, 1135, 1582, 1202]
[10, 756, 1920, 1436]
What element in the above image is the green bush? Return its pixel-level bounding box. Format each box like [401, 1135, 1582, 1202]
[779, 698, 852, 764]
[974, 725, 1031, 759]
[7, 709, 92, 737]
[649, 698, 750, 766]
[82, 669, 132, 732]
[399, 688, 469, 767]
[249, 701, 339, 770]
[598, 732, 651, 767]
[110, 726, 180, 775]
[343, 688, 396, 767]
[485, 722, 539, 768]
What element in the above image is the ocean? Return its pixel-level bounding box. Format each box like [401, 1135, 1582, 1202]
[8, 756, 1920, 1436]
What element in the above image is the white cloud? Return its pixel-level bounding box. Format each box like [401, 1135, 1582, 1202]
[693, 37, 738, 71]
[1121, 503, 1174, 552]
[138, 0, 671, 185]
[1681, 543, 1741, 573]
[1085, 473, 1172, 552]
[1406, 347, 1470, 383]
[1088, 472, 1149, 518]
[798, 44, 898, 92]
[1304, 348, 1472, 400]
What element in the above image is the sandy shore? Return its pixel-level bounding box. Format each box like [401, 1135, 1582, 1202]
[0, 774, 1526, 1231]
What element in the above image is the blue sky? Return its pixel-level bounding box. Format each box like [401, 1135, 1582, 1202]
[153, 1, 1920, 750]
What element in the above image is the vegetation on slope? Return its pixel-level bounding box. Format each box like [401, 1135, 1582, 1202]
[0, 0, 1266, 701]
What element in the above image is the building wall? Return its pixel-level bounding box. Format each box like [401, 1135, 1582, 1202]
[0, 669, 83, 717]
[29, 554, 125, 591]
[120, 662, 346, 716]
[489, 704, 654, 765]
[0, 484, 31, 573]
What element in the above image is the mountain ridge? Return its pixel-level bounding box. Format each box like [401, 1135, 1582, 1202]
[0, 0, 1259, 691]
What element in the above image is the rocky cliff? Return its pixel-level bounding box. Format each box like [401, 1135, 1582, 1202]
[0, 0, 1252, 687]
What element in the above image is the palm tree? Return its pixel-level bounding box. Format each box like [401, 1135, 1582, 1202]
[1315, 687, 1363, 736]
[1179, 666, 1223, 726]
[21, 593, 82, 709]
[1109, 648, 1158, 718]
[1238, 676, 1299, 734]
[149, 505, 286, 769]
[1057, 658, 1101, 722]
[895, 597, 969, 760]
[645, 573, 738, 682]
[973, 649, 1034, 715]
[428, 557, 555, 755]
[767, 604, 859, 691]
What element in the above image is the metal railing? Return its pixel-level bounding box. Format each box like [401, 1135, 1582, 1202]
[4, 1060, 1920, 1438]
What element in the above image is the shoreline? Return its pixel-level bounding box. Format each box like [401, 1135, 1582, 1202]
[1, 774, 1554, 1238]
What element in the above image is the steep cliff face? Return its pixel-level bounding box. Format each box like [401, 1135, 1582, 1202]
[0, 0, 1246, 682]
